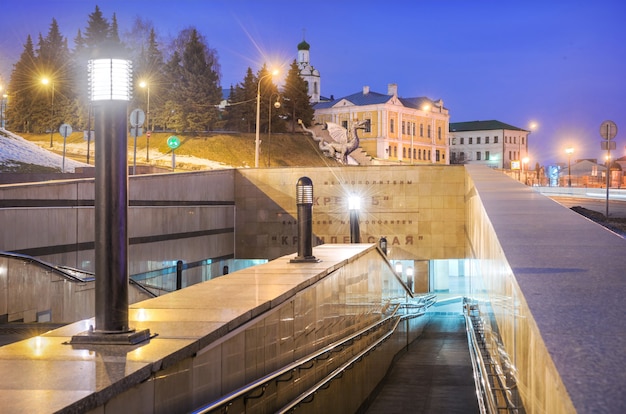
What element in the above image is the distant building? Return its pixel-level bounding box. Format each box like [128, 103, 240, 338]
[449, 120, 530, 169]
[313, 84, 450, 163]
[297, 39, 321, 103]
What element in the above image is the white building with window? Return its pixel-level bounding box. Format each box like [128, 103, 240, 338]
[449, 120, 530, 169]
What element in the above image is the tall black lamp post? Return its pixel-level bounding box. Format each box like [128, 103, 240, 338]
[71, 53, 150, 345]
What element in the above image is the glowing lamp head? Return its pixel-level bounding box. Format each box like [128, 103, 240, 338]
[88, 58, 133, 101]
[348, 195, 361, 211]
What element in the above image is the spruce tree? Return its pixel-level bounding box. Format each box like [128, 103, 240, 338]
[7, 36, 38, 132]
[282, 60, 313, 131]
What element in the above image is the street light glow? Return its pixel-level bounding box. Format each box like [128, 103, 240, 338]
[348, 195, 361, 211]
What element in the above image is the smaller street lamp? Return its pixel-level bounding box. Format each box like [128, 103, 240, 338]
[41, 77, 55, 147]
[348, 195, 361, 243]
[139, 80, 151, 162]
[522, 156, 530, 185]
[255, 68, 279, 168]
[565, 147, 574, 187]
[267, 93, 281, 167]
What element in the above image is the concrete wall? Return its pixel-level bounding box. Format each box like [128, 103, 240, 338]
[235, 165, 466, 261]
[0, 170, 236, 281]
[464, 165, 626, 414]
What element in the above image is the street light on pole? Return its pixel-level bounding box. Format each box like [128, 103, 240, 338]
[41, 77, 55, 147]
[565, 147, 574, 187]
[267, 93, 281, 167]
[139, 80, 150, 162]
[255, 69, 279, 168]
[71, 53, 150, 345]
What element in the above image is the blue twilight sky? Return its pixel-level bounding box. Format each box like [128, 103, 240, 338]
[0, 0, 625, 166]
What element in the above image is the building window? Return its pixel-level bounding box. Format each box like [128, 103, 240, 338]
[438, 126, 442, 140]
[428, 150, 431, 160]
[460, 137, 464, 145]
[427, 125, 431, 138]
[413, 148, 416, 159]
[509, 151, 512, 160]
[514, 137, 517, 144]
[469, 137, 473, 145]
[460, 151, 465, 161]
[342, 120, 348, 129]
[494, 136, 499, 144]
[420, 123, 423, 137]
[436, 150, 440, 162]
[418, 149, 422, 160]
[486, 136, 490, 144]
[451, 137, 456, 145]
[390, 119, 394, 133]
[486, 151, 490, 160]
[412, 122, 416, 135]
[477, 137, 481, 144]
[402, 121, 405, 135]
[522, 137, 525, 145]
[476, 151, 481, 160]
[365, 119, 371, 133]
[403, 147, 406, 158]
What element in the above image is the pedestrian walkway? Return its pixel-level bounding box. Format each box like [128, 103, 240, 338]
[363, 313, 479, 414]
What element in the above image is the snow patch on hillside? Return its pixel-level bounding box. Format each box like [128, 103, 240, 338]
[0, 129, 89, 172]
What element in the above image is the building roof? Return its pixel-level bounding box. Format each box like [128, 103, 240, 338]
[314, 88, 436, 110]
[449, 120, 528, 132]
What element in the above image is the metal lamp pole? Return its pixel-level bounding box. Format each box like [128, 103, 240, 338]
[566, 147, 574, 187]
[268, 94, 280, 167]
[140, 81, 151, 162]
[42, 78, 55, 147]
[71, 55, 150, 345]
[255, 69, 278, 168]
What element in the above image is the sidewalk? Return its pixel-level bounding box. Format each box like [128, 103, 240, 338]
[363, 313, 479, 414]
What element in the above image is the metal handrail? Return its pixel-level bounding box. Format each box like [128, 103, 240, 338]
[277, 311, 405, 413]
[192, 302, 403, 414]
[0, 251, 94, 283]
[465, 308, 499, 414]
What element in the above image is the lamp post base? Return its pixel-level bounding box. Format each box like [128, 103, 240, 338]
[69, 328, 153, 346]
[290, 256, 321, 264]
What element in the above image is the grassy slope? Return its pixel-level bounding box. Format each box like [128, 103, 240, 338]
[18, 131, 338, 169]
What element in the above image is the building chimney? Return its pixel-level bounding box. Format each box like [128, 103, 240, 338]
[363, 86, 370, 95]
[388, 83, 398, 96]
